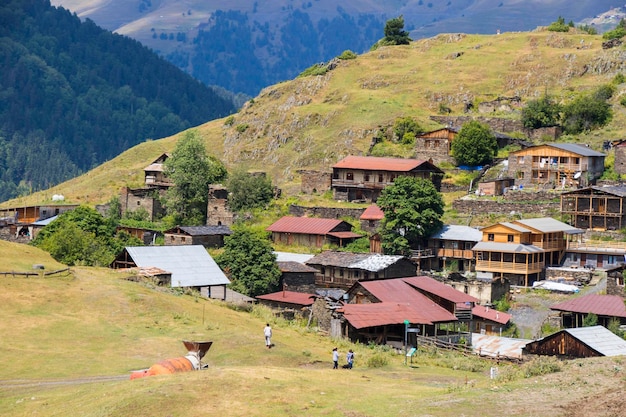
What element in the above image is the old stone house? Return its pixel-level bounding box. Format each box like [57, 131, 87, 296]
[144, 153, 172, 188]
[359, 204, 384, 234]
[613, 140, 626, 175]
[508, 143, 605, 187]
[276, 261, 317, 293]
[163, 225, 232, 248]
[331, 155, 443, 202]
[206, 184, 233, 226]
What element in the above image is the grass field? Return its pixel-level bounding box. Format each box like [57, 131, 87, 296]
[1, 240, 625, 416]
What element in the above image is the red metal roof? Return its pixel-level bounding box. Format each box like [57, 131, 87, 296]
[266, 216, 346, 234]
[360, 204, 384, 220]
[402, 276, 479, 304]
[332, 155, 440, 172]
[550, 294, 626, 318]
[256, 290, 315, 306]
[472, 305, 511, 325]
[341, 278, 458, 328]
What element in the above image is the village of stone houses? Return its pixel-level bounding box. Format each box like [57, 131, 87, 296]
[4, 111, 626, 368]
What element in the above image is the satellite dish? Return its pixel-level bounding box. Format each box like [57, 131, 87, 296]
[574, 172, 582, 179]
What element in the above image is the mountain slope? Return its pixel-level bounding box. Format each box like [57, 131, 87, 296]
[0, 0, 236, 203]
[51, 0, 621, 96]
[4, 28, 626, 209]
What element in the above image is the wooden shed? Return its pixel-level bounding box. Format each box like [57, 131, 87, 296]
[523, 326, 626, 358]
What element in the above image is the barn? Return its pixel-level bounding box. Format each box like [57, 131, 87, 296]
[523, 326, 626, 358]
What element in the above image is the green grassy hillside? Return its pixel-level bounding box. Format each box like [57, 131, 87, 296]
[3, 29, 626, 209]
[1, 245, 625, 416]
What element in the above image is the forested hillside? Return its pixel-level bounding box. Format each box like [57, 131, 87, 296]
[0, 0, 236, 203]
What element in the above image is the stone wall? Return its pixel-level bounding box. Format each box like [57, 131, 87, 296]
[299, 170, 332, 194]
[615, 146, 626, 175]
[452, 191, 560, 215]
[289, 205, 365, 220]
[606, 270, 626, 296]
[545, 267, 593, 284]
[430, 115, 561, 141]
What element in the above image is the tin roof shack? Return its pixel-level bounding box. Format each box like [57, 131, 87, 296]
[339, 276, 477, 347]
[427, 225, 483, 272]
[266, 216, 362, 249]
[110, 245, 230, 298]
[508, 143, 605, 188]
[561, 185, 626, 230]
[164, 225, 232, 248]
[473, 218, 581, 287]
[277, 261, 317, 293]
[550, 294, 626, 328]
[477, 178, 515, 196]
[471, 305, 512, 336]
[256, 290, 316, 319]
[523, 326, 626, 358]
[144, 153, 172, 188]
[305, 251, 416, 289]
[331, 155, 443, 202]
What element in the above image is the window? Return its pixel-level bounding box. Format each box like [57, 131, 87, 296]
[378, 174, 384, 182]
[339, 269, 344, 277]
[320, 267, 325, 275]
[137, 201, 141, 206]
[560, 157, 569, 164]
[346, 172, 354, 181]
[354, 270, 360, 278]
[507, 234, 514, 242]
[364, 173, 370, 182]
[517, 156, 525, 164]
[488, 233, 494, 241]
[574, 157, 580, 165]
[517, 171, 524, 179]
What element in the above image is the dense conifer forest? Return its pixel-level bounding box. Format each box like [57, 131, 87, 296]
[0, 0, 236, 202]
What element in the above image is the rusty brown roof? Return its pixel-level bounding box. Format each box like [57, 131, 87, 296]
[550, 294, 626, 318]
[326, 231, 363, 239]
[256, 290, 316, 306]
[332, 155, 442, 173]
[402, 276, 479, 304]
[266, 216, 348, 234]
[341, 278, 458, 328]
[472, 305, 511, 325]
[360, 204, 384, 220]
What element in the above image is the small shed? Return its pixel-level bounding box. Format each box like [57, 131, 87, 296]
[277, 261, 317, 293]
[523, 326, 626, 358]
[477, 178, 515, 196]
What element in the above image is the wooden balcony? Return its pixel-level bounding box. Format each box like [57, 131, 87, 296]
[437, 248, 474, 259]
[331, 179, 388, 190]
[531, 163, 586, 172]
[532, 240, 565, 250]
[475, 260, 543, 273]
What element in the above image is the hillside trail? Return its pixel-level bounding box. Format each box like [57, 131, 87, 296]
[508, 274, 606, 339]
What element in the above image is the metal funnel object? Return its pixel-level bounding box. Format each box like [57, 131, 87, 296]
[183, 340, 213, 360]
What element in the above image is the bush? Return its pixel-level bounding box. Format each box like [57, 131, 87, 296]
[224, 115, 235, 126]
[547, 16, 570, 32]
[298, 63, 328, 77]
[366, 353, 389, 368]
[338, 50, 357, 60]
[236, 123, 249, 133]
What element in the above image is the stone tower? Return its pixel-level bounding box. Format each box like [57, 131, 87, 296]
[206, 184, 233, 226]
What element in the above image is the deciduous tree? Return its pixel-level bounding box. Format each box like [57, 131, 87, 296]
[451, 121, 498, 167]
[376, 176, 444, 256]
[226, 169, 274, 212]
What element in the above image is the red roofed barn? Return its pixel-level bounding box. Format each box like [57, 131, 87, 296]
[266, 216, 362, 248]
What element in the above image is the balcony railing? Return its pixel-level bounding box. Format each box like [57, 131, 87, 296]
[475, 260, 543, 273]
[567, 240, 626, 252]
[437, 248, 474, 259]
[531, 162, 587, 172]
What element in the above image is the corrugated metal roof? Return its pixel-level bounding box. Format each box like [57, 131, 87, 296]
[256, 290, 316, 306]
[563, 326, 626, 356]
[32, 215, 58, 226]
[124, 245, 230, 288]
[164, 225, 233, 236]
[266, 216, 346, 234]
[473, 241, 544, 253]
[277, 261, 318, 273]
[471, 333, 531, 359]
[562, 185, 626, 197]
[360, 204, 384, 220]
[327, 231, 363, 239]
[431, 225, 482, 242]
[402, 276, 479, 304]
[305, 251, 406, 272]
[550, 294, 626, 318]
[514, 218, 582, 234]
[472, 305, 511, 325]
[548, 143, 606, 157]
[274, 251, 314, 263]
[332, 155, 442, 173]
[341, 302, 445, 328]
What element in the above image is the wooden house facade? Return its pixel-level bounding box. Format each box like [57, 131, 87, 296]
[561, 185, 626, 230]
[473, 218, 581, 287]
[163, 225, 232, 248]
[508, 143, 605, 187]
[331, 156, 443, 202]
[144, 153, 172, 188]
[305, 251, 416, 288]
[476, 178, 515, 196]
[426, 225, 483, 272]
[266, 216, 361, 248]
[523, 326, 626, 358]
[414, 127, 458, 165]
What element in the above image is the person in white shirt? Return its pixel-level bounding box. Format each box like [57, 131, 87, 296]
[332, 347, 339, 369]
[264, 323, 272, 348]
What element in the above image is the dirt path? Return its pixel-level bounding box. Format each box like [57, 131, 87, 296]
[0, 374, 128, 389]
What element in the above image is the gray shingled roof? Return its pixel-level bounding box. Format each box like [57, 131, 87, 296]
[124, 245, 230, 288]
[431, 225, 482, 242]
[473, 241, 544, 253]
[305, 251, 406, 272]
[548, 143, 605, 157]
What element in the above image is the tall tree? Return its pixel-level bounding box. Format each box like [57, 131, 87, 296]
[164, 130, 227, 225]
[226, 169, 274, 212]
[383, 16, 411, 45]
[451, 121, 498, 167]
[376, 176, 444, 256]
[215, 228, 281, 297]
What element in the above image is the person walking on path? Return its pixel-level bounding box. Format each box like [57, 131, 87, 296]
[264, 323, 272, 348]
[332, 347, 339, 369]
[346, 349, 354, 369]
